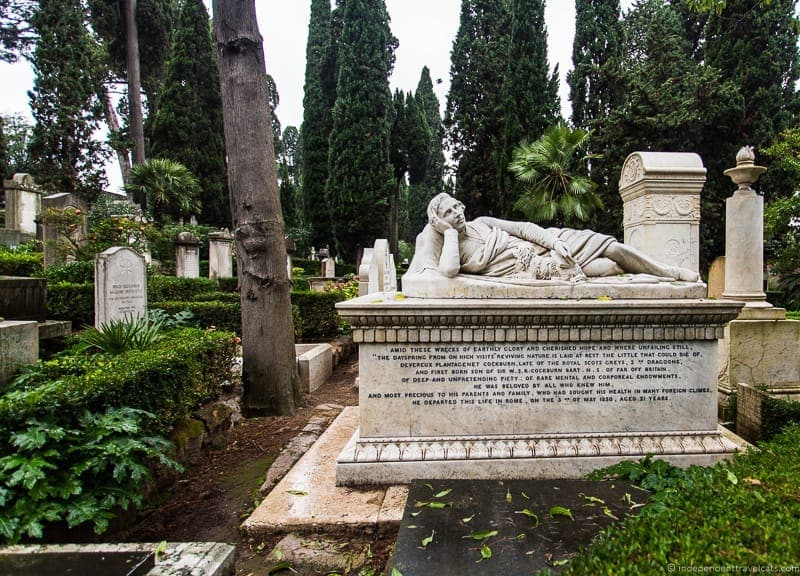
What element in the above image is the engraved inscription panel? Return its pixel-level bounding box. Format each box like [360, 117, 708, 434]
[359, 341, 717, 438]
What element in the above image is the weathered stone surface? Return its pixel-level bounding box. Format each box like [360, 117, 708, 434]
[0, 320, 38, 385]
[296, 343, 333, 393]
[335, 295, 744, 484]
[94, 247, 147, 327]
[270, 534, 367, 574]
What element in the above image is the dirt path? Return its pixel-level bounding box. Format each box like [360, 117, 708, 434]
[107, 355, 395, 575]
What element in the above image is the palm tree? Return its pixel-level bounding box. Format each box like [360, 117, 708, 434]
[509, 121, 602, 227]
[124, 158, 201, 222]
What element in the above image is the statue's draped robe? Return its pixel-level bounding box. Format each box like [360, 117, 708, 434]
[408, 217, 614, 279]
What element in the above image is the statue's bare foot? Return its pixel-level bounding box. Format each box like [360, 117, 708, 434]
[669, 267, 700, 282]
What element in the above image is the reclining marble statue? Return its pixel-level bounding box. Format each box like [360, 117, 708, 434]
[404, 192, 700, 295]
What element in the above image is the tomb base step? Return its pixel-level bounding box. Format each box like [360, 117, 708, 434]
[336, 427, 744, 485]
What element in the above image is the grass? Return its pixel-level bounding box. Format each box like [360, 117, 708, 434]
[557, 424, 800, 574]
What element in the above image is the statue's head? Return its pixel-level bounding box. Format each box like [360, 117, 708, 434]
[427, 192, 466, 233]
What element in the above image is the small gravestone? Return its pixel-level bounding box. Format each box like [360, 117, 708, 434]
[322, 257, 336, 278]
[3, 173, 43, 237]
[39, 193, 88, 269]
[175, 231, 201, 278]
[358, 248, 374, 296]
[367, 239, 396, 293]
[208, 229, 234, 280]
[94, 247, 147, 327]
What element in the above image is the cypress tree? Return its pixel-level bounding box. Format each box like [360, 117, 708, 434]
[28, 0, 108, 202]
[301, 0, 335, 252]
[567, 0, 624, 232]
[406, 66, 446, 239]
[279, 125, 300, 227]
[567, 0, 623, 130]
[704, 0, 800, 202]
[597, 0, 743, 261]
[0, 116, 6, 180]
[445, 0, 510, 218]
[326, 0, 396, 259]
[149, 0, 228, 227]
[499, 0, 560, 218]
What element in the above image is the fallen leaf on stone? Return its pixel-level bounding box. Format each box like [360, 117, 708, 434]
[550, 506, 574, 521]
[421, 530, 435, 548]
[286, 489, 308, 496]
[462, 529, 498, 541]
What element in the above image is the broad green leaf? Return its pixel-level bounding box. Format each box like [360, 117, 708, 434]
[726, 470, 738, 485]
[274, 548, 282, 561]
[461, 514, 475, 523]
[480, 544, 492, 559]
[427, 501, 449, 509]
[550, 506, 574, 520]
[154, 541, 167, 563]
[286, 489, 308, 496]
[463, 529, 498, 541]
[434, 488, 452, 498]
[421, 530, 435, 548]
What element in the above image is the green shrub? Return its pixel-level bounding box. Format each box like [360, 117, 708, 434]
[564, 425, 800, 573]
[0, 245, 42, 276]
[0, 407, 180, 543]
[192, 291, 239, 303]
[148, 275, 217, 301]
[217, 277, 238, 293]
[760, 395, 800, 441]
[2, 328, 237, 433]
[149, 300, 241, 334]
[46, 282, 94, 327]
[291, 290, 347, 340]
[76, 315, 166, 355]
[38, 260, 95, 284]
[292, 277, 311, 291]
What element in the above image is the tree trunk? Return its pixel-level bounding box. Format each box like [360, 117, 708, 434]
[100, 85, 132, 187]
[125, 0, 146, 207]
[212, 0, 302, 416]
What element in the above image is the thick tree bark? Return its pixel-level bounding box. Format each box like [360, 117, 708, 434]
[125, 0, 146, 206]
[212, 0, 302, 416]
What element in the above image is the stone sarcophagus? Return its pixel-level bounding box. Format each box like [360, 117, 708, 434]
[335, 293, 744, 484]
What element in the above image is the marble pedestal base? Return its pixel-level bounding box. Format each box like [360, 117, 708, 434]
[335, 293, 744, 485]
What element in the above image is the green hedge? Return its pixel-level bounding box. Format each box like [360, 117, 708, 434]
[39, 261, 95, 284]
[761, 395, 800, 441]
[47, 282, 94, 328]
[1, 328, 236, 434]
[291, 291, 347, 340]
[192, 291, 239, 303]
[150, 300, 241, 334]
[0, 250, 42, 277]
[149, 290, 345, 341]
[217, 277, 239, 293]
[147, 275, 218, 301]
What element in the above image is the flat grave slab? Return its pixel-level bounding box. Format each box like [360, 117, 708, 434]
[389, 478, 648, 576]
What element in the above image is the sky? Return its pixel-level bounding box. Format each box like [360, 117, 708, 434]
[0, 0, 634, 189]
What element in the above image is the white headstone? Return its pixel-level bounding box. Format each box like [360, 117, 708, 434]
[94, 247, 147, 327]
[358, 248, 374, 296]
[368, 239, 390, 294]
[323, 257, 336, 278]
[175, 231, 201, 278]
[4, 173, 42, 235]
[208, 229, 234, 280]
